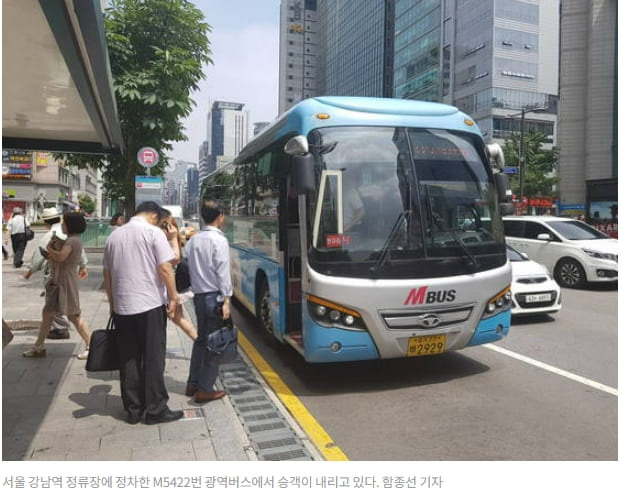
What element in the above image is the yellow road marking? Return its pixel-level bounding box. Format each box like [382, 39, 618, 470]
[238, 331, 349, 461]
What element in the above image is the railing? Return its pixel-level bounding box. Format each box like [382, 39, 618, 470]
[81, 222, 112, 248]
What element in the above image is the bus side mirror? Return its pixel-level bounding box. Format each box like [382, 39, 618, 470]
[487, 143, 505, 170]
[293, 154, 316, 195]
[285, 135, 315, 195]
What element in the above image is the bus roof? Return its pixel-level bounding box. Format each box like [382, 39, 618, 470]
[236, 96, 483, 163]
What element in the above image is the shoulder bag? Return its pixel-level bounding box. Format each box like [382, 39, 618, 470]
[25, 224, 35, 241]
[175, 257, 191, 292]
[86, 317, 120, 371]
[206, 318, 238, 364]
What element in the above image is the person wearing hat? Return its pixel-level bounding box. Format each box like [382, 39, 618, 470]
[24, 207, 88, 340]
[6, 206, 30, 268]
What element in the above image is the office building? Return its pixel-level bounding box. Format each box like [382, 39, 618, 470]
[397, 0, 559, 144]
[317, 0, 394, 97]
[201, 101, 248, 186]
[557, 0, 617, 226]
[198, 140, 210, 186]
[278, 0, 319, 114]
[186, 165, 199, 215]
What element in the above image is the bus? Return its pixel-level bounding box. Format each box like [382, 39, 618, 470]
[205, 97, 513, 362]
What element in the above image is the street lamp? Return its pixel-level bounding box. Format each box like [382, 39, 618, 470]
[507, 105, 549, 206]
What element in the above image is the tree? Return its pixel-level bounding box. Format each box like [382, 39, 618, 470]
[78, 194, 96, 215]
[58, 0, 212, 214]
[202, 171, 233, 206]
[502, 130, 558, 198]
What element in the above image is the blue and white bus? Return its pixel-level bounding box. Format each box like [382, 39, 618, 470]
[206, 97, 513, 362]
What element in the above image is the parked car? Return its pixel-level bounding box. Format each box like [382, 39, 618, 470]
[507, 244, 562, 316]
[503, 216, 618, 288]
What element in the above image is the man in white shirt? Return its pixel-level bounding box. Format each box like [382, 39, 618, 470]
[103, 202, 182, 425]
[6, 206, 30, 268]
[184, 201, 232, 404]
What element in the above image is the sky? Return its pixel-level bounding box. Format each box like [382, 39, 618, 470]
[169, 0, 281, 165]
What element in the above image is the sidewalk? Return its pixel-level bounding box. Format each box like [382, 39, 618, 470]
[2, 235, 256, 461]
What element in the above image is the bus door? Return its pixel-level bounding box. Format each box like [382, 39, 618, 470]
[282, 175, 302, 335]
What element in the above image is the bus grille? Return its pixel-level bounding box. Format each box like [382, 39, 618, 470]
[380, 305, 473, 330]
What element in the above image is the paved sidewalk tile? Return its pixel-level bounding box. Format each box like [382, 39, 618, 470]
[2, 248, 255, 461]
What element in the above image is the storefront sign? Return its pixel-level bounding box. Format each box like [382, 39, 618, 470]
[2, 163, 32, 180]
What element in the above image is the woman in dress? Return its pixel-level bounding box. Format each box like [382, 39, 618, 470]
[23, 212, 91, 359]
[159, 211, 198, 341]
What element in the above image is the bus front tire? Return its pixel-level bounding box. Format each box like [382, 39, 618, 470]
[257, 279, 274, 337]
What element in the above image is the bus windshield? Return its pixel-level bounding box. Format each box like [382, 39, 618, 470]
[308, 126, 506, 278]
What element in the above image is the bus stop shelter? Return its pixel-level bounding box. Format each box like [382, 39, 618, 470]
[2, 0, 123, 154]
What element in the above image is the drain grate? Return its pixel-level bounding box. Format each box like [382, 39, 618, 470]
[183, 303, 314, 461]
[257, 437, 298, 450]
[263, 449, 309, 461]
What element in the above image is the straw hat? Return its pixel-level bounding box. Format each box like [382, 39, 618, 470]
[41, 207, 61, 221]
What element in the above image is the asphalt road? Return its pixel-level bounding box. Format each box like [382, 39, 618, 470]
[232, 282, 618, 461]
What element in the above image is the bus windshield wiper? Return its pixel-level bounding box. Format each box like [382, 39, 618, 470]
[424, 185, 479, 270]
[431, 213, 480, 270]
[370, 210, 411, 274]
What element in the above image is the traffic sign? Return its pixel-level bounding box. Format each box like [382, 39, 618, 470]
[503, 167, 519, 174]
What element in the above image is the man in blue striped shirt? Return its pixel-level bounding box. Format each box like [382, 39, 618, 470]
[185, 201, 232, 403]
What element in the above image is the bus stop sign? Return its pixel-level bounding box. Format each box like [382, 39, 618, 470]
[137, 146, 159, 175]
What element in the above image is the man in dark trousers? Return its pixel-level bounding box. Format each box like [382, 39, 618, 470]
[185, 201, 232, 403]
[6, 207, 30, 268]
[103, 202, 182, 425]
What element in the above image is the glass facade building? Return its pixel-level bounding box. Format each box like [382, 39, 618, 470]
[393, 0, 442, 101]
[449, 0, 559, 142]
[317, 0, 394, 97]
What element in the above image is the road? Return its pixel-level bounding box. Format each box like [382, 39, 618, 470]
[232, 282, 618, 461]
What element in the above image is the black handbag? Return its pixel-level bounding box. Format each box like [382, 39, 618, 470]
[25, 226, 35, 241]
[86, 317, 120, 371]
[175, 258, 191, 292]
[206, 319, 238, 363]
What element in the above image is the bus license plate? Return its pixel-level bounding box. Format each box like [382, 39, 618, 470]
[407, 335, 446, 357]
[525, 293, 551, 303]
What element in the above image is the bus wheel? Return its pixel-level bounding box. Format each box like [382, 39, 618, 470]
[257, 279, 274, 336]
[554, 258, 586, 288]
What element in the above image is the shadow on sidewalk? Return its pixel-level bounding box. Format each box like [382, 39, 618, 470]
[68, 384, 125, 421]
[2, 341, 74, 460]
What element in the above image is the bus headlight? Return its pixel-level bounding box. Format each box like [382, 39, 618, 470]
[482, 286, 512, 318]
[315, 305, 327, 317]
[329, 310, 341, 322]
[307, 295, 367, 331]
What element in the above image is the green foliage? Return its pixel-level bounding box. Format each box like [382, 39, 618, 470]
[78, 194, 96, 215]
[202, 172, 234, 205]
[56, 0, 212, 213]
[502, 130, 558, 197]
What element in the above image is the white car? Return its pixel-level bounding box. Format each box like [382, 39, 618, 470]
[507, 244, 562, 316]
[503, 216, 618, 288]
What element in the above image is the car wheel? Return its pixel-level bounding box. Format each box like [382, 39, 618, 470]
[554, 258, 586, 288]
[256, 278, 274, 336]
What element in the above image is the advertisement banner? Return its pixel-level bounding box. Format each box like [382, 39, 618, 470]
[3, 149, 33, 180]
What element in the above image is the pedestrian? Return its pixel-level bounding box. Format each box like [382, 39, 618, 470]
[103, 201, 183, 425]
[184, 201, 232, 404]
[23, 212, 91, 359]
[24, 207, 89, 340]
[158, 209, 198, 341]
[6, 207, 30, 268]
[110, 213, 125, 230]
